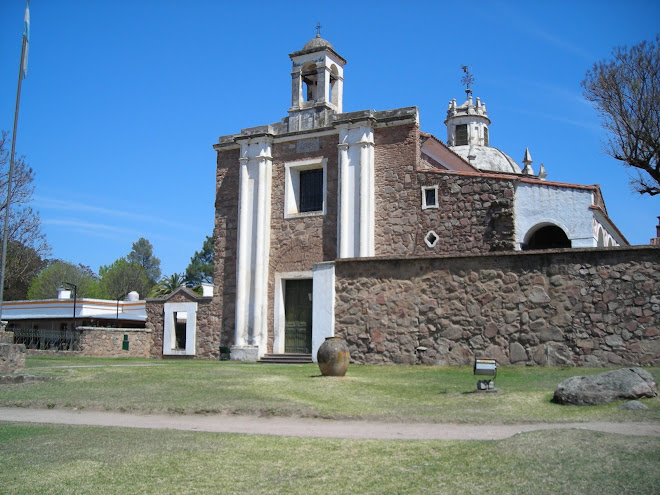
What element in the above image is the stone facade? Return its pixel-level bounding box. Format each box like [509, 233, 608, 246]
[178, 34, 636, 364]
[416, 171, 516, 255]
[78, 327, 152, 358]
[334, 246, 659, 367]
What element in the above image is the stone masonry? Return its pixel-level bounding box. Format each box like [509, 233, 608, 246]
[416, 171, 516, 255]
[146, 289, 218, 359]
[334, 246, 659, 367]
[0, 331, 25, 373]
[78, 327, 152, 358]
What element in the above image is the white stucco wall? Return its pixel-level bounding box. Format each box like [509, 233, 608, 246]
[515, 183, 595, 248]
[311, 262, 335, 362]
[162, 301, 197, 356]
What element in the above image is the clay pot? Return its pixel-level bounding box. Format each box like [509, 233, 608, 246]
[317, 337, 350, 376]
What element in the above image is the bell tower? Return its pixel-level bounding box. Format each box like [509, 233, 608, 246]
[444, 67, 491, 147]
[288, 27, 346, 132]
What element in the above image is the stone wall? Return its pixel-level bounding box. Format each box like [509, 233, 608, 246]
[374, 131, 517, 258]
[334, 246, 660, 367]
[146, 291, 218, 359]
[78, 327, 152, 358]
[416, 171, 516, 255]
[0, 331, 25, 373]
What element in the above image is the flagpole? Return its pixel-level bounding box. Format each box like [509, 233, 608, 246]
[0, 1, 30, 321]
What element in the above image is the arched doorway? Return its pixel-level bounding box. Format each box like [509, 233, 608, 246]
[523, 225, 571, 250]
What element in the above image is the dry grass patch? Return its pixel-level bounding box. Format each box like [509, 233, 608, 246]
[0, 423, 658, 494]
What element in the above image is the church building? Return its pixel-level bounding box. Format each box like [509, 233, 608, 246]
[197, 33, 628, 363]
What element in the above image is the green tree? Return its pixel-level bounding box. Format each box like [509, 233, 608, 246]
[98, 258, 150, 300]
[185, 235, 213, 286]
[149, 273, 187, 298]
[127, 238, 161, 285]
[582, 36, 660, 196]
[27, 261, 100, 300]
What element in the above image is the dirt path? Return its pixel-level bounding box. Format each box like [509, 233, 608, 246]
[1, 407, 658, 440]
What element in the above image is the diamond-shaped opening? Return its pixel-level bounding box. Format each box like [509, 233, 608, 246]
[425, 230, 439, 248]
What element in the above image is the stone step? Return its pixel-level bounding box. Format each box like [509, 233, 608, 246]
[259, 353, 313, 364]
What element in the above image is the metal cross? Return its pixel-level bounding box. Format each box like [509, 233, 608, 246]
[315, 22, 322, 37]
[461, 65, 474, 96]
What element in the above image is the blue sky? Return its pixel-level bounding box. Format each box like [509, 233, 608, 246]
[1, 0, 659, 278]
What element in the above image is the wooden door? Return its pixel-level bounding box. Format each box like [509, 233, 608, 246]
[284, 279, 313, 353]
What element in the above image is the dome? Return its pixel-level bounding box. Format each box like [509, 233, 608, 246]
[302, 34, 334, 51]
[126, 291, 140, 301]
[451, 145, 522, 174]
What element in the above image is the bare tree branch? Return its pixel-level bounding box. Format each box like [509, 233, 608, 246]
[1, 130, 51, 299]
[582, 36, 660, 196]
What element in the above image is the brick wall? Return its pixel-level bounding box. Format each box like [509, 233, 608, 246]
[334, 246, 660, 367]
[374, 123, 420, 256]
[213, 148, 240, 349]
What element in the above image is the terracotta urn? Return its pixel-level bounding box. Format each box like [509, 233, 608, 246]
[317, 336, 350, 376]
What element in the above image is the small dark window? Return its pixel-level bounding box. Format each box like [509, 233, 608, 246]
[299, 169, 323, 212]
[425, 188, 437, 207]
[483, 127, 489, 146]
[455, 124, 468, 146]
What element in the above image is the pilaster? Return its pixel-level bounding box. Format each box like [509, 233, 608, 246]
[233, 137, 273, 360]
[336, 123, 375, 258]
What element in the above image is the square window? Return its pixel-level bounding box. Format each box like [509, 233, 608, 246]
[284, 158, 327, 218]
[421, 185, 439, 210]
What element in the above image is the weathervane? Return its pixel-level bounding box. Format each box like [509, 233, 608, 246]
[315, 22, 322, 37]
[461, 65, 474, 97]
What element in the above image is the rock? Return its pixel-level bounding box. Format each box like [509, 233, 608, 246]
[528, 286, 551, 304]
[552, 368, 658, 406]
[545, 343, 573, 366]
[436, 343, 473, 366]
[509, 342, 527, 364]
[619, 400, 649, 411]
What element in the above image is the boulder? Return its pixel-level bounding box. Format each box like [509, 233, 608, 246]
[552, 368, 658, 406]
[619, 400, 649, 411]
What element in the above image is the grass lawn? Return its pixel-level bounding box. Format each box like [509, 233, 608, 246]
[0, 356, 658, 424]
[0, 423, 658, 495]
[1, 357, 658, 494]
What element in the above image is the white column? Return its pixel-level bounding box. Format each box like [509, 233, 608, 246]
[367, 143, 375, 255]
[234, 152, 250, 347]
[359, 142, 370, 257]
[338, 140, 350, 258]
[252, 142, 272, 353]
